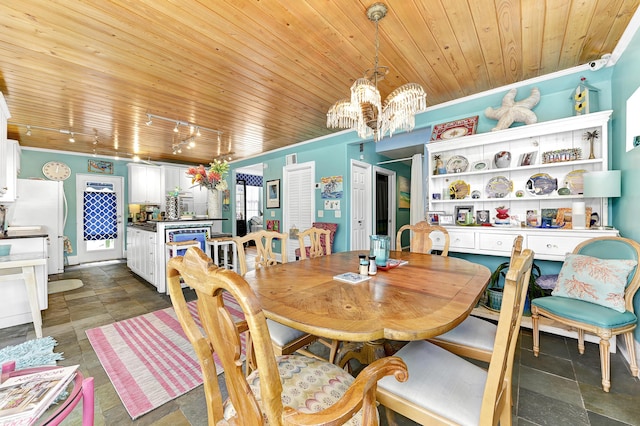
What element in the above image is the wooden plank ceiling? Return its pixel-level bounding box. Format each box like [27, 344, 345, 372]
[0, 0, 637, 165]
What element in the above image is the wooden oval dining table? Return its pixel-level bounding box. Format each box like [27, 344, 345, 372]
[242, 250, 491, 347]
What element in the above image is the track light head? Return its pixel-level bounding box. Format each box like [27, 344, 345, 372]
[145, 115, 153, 126]
[173, 122, 179, 132]
[26, 125, 32, 136]
[69, 133, 75, 143]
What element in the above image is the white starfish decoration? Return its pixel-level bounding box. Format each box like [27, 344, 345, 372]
[485, 87, 541, 131]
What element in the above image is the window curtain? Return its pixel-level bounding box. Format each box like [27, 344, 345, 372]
[410, 153, 424, 225]
[83, 191, 117, 240]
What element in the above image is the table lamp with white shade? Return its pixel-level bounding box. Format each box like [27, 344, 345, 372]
[582, 170, 621, 229]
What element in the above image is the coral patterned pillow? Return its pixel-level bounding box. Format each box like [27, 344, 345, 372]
[552, 254, 637, 313]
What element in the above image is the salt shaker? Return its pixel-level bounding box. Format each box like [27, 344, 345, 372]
[358, 255, 368, 275]
[368, 255, 377, 275]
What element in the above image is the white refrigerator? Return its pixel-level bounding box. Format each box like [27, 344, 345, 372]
[8, 179, 66, 274]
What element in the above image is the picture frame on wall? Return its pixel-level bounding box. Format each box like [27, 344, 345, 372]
[266, 179, 280, 209]
[88, 159, 114, 174]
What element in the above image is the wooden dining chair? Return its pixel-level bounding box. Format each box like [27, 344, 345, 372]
[428, 235, 523, 362]
[377, 247, 534, 426]
[395, 221, 450, 256]
[167, 247, 408, 426]
[233, 230, 325, 372]
[297, 227, 332, 259]
[531, 236, 640, 392]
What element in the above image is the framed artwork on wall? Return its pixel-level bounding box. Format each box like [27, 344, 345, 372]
[88, 159, 114, 174]
[266, 179, 280, 209]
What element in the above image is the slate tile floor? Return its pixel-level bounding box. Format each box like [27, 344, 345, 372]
[1, 260, 639, 425]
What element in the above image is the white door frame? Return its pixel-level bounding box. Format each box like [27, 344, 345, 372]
[373, 166, 397, 250]
[349, 160, 372, 251]
[75, 174, 125, 264]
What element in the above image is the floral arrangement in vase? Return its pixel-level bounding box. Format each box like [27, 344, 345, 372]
[186, 160, 229, 192]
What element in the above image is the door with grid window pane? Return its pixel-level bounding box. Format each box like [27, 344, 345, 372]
[75, 174, 124, 263]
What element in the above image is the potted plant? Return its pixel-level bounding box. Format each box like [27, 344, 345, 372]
[485, 260, 542, 314]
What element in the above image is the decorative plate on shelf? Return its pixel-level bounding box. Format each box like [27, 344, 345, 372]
[526, 173, 558, 196]
[448, 180, 470, 199]
[470, 159, 491, 172]
[485, 176, 513, 198]
[565, 169, 588, 194]
[446, 155, 469, 173]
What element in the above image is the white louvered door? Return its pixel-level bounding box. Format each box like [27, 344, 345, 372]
[283, 161, 315, 261]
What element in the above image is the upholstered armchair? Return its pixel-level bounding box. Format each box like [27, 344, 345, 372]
[531, 236, 640, 392]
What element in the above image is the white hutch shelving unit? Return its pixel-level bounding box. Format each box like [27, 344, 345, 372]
[426, 110, 618, 261]
[426, 110, 620, 349]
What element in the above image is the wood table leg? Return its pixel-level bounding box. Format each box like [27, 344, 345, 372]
[337, 340, 387, 370]
[22, 266, 42, 338]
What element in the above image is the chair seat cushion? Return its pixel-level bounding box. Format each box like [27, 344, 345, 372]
[434, 316, 496, 352]
[223, 354, 363, 424]
[266, 319, 309, 346]
[532, 296, 637, 328]
[378, 340, 487, 426]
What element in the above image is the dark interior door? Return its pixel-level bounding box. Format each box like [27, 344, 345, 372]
[375, 173, 389, 235]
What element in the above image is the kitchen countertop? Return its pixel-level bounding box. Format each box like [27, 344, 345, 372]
[0, 227, 49, 239]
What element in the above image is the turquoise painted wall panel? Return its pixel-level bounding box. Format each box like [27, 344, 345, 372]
[610, 28, 640, 341]
[18, 150, 130, 256]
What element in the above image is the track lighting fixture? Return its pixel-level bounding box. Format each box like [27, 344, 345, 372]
[26, 125, 31, 136]
[145, 112, 223, 156]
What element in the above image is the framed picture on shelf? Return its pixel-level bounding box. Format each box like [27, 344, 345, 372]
[426, 211, 445, 225]
[476, 210, 490, 225]
[266, 179, 280, 209]
[430, 116, 479, 141]
[439, 214, 455, 226]
[454, 205, 474, 224]
[519, 151, 537, 166]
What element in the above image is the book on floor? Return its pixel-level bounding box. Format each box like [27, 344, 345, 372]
[333, 272, 372, 284]
[0, 365, 78, 426]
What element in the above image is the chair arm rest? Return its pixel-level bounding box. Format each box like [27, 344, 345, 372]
[282, 356, 407, 425]
[235, 320, 249, 334]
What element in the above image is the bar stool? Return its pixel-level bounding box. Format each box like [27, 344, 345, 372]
[206, 236, 237, 272]
[165, 240, 201, 263]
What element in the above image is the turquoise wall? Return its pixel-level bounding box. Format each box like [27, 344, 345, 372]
[610, 29, 640, 340]
[17, 150, 130, 256]
[228, 132, 410, 253]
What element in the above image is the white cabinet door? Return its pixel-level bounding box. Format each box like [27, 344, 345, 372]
[0, 140, 19, 202]
[128, 164, 162, 204]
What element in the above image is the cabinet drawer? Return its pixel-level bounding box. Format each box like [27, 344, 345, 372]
[527, 235, 582, 257]
[478, 232, 514, 255]
[447, 230, 475, 249]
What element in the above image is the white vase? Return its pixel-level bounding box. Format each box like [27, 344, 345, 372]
[207, 190, 222, 218]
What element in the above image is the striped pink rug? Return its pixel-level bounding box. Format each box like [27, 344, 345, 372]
[86, 292, 245, 419]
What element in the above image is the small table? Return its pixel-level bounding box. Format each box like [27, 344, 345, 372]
[0, 253, 47, 338]
[243, 251, 490, 364]
[1, 361, 94, 426]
